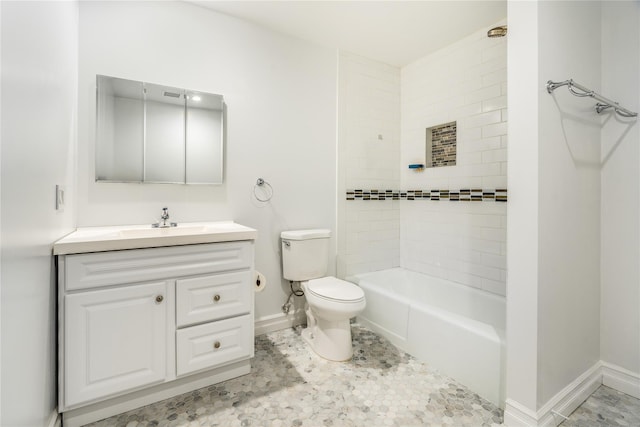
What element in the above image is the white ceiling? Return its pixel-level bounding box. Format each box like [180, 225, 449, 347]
[188, 1, 507, 67]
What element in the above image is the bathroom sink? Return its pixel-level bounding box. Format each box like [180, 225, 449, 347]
[53, 221, 257, 255]
[117, 225, 208, 238]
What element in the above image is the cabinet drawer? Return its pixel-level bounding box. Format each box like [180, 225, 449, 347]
[65, 241, 253, 291]
[176, 314, 253, 376]
[176, 271, 252, 327]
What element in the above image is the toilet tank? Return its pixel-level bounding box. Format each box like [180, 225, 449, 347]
[281, 229, 331, 281]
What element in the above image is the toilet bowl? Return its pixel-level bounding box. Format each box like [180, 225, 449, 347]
[280, 229, 367, 361]
[300, 277, 366, 361]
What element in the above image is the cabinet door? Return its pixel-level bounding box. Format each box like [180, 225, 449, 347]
[64, 282, 168, 407]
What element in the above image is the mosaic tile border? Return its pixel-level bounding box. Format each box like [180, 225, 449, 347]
[346, 188, 507, 202]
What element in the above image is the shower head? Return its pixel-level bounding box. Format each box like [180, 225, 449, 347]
[487, 25, 508, 38]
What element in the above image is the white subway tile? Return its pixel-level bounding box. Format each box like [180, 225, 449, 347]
[449, 176, 483, 189]
[451, 248, 483, 264]
[482, 121, 508, 138]
[482, 253, 507, 269]
[463, 110, 502, 129]
[482, 175, 508, 189]
[469, 162, 502, 177]
[456, 152, 481, 167]
[482, 149, 508, 163]
[369, 228, 400, 242]
[449, 270, 483, 289]
[380, 209, 401, 220]
[349, 220, 371, 232]
[480, 227, 507, 242]
[370, 219, 400, 231]
[470, 214, 503, 228]
[458, 127, 482, 141]
[482, 95, 507, 113]
[470, 238, 502, 255]
[357, 210, 383, 221]
[481, 278, 506, 296]
[482, 67, 507, 87]
[345, 210, 358, 222]
[466, 84, 502, 104]
[466, 57, 506, 80]
[482, 43, 507, 63]
[452, 102, 483, 117]
[459, 136, 502, 153]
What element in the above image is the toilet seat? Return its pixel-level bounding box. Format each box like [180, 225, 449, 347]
[306, 277, 365, 303]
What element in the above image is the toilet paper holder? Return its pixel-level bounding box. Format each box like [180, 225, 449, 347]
[255, 271, 267, 293]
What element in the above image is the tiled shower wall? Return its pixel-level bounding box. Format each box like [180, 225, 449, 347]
[338, 23, 507, 296]
[337, 52, 401, 277]
[401, 23, 508, 295]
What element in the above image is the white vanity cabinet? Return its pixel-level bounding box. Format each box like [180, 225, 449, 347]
[55, 228, 256, 427]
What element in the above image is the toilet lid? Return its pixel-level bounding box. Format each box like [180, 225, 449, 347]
[307, 277, 365, 302]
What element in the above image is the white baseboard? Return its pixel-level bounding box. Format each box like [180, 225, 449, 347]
[254, 309, 306, 336]
[602, 361, 640, 399]
[503, 361, 640, 427]
[46, 409, 61, 427]
[503, 399, 538, 426]
[536, 362, 602, 427]
[504, 361, 602, 427]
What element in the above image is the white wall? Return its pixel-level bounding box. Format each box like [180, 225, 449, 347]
[337, 52, 401, 278]
[401, 22, 508, 296]
[537, 1, 602, 407]
[505, 0, 540, 413]
[1, 2, 78, 426]
[506, 0, 639, 421]
[77, 1, 337, 324]
[600, 1, 640, 380]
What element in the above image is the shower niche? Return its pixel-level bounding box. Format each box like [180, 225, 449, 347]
[426, 121, 457, 168]
[95, 75, 225, 184]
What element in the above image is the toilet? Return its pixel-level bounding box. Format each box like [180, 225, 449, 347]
[281, 229, 366, 361]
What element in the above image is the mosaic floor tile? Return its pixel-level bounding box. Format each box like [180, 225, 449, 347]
[85, 325, 503, 427]
[83, 325, 640, 427]
[561, 385, 640, 427]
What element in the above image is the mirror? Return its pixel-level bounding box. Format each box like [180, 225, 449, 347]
[95, 75, 224, 184]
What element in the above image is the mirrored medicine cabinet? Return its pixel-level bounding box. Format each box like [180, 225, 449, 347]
[95, 75, 225, 184]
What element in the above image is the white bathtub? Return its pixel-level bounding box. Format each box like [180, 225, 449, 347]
[348, 268, 506, 408]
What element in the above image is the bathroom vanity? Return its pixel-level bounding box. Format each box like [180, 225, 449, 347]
[53, 222, 257, 427]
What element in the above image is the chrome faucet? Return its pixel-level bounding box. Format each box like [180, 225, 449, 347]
[152, 207, 178, 228]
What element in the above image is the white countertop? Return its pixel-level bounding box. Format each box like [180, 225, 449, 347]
[53, 221, 257, 255]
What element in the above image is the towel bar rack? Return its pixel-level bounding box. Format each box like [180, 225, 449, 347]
[546, 79, 637, 118]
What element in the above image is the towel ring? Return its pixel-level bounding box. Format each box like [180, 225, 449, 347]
[254, 178, 273, 202]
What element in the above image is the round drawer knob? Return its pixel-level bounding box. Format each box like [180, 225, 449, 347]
[155, 295, 164, 303]
[213, 341, 221, 349]
[213, 294, 221, 302]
